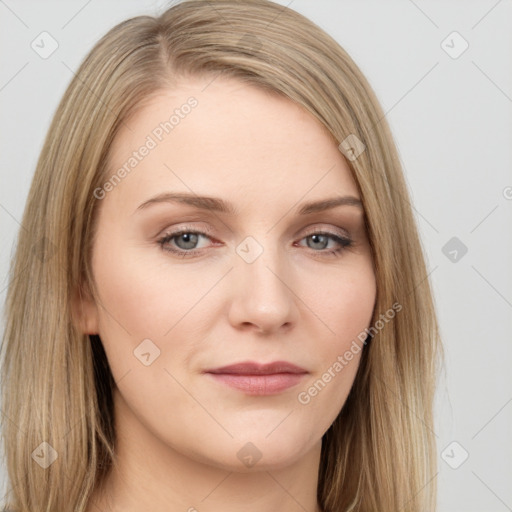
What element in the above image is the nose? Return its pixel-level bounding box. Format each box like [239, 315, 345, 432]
[227, 241, 299, 335]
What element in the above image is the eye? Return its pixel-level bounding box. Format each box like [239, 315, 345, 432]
[157, 229, 212, 257]
[295, 231, 353, 257]
[156, 227, 353, 258]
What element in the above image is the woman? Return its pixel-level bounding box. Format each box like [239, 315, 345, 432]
[0, 1, 441, 511]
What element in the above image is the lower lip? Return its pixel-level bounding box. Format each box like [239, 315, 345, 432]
[206, 373, 307, 395]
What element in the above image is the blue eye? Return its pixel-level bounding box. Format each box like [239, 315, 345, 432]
[157, 230, 211, 257]
[299, 232, 353, 256]
[167, 232, 201, 250]
[157, 228, 353, 258]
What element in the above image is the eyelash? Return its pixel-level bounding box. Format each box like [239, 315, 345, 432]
[156, 226, 353, 259]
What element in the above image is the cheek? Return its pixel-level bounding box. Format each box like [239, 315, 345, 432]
[89, 231, 208, 386]
[294, 260, 375, 406]
[307, 258, 376, 346]
[92, 239, 212, 339]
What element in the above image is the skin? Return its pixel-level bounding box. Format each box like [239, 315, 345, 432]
[79, 75, 376, 512]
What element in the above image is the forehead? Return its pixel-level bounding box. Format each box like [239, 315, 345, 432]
[104, 76, 359, 213]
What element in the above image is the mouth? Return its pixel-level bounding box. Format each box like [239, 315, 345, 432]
[203, 361, 308, 396]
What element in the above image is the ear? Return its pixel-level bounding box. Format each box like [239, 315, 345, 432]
[71, 282, 100, 335]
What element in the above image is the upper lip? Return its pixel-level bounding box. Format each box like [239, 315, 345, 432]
[205, 361, 308, 375]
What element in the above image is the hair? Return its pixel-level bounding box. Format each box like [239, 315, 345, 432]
[0, 1, 442, 511]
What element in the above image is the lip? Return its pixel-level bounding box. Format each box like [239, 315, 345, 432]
[205, 361, 308, 375]
[203, 361, 308, 396]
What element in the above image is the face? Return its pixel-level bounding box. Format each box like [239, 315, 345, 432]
[81, 76, 376, 472]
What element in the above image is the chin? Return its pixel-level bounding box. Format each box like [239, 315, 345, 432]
[192, 432, 319, 473]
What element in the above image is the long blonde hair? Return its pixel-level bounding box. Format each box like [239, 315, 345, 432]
[0, 1, 442, 510]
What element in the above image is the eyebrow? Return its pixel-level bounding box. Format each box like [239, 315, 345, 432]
[135, 192, 363, 215]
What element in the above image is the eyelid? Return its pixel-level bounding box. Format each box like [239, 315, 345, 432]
[300, 224, 350, 239]
[156, 222, 354, 259]
[156, 223, 215, 240]
[156, 222, 350, 242]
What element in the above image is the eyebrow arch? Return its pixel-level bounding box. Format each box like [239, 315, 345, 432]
[135, 192, 363, 215]
[298, 195, 363, 214]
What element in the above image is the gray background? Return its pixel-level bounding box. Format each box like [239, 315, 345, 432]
[1, 1, 511, 510]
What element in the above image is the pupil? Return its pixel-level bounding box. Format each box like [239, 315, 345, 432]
[310, 234, 327, 249]
[178, 233, 197, 249]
